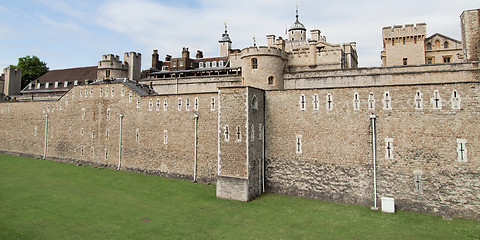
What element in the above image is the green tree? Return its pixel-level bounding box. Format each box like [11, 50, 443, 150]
[9, 55, 49, 89]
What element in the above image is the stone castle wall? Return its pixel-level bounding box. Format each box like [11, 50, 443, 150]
[0, 63, 478, 219]
[265, 70, 479, 219]
[0, 83, 219, 183]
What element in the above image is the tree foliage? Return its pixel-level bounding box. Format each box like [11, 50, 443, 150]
[9, 55, 49, 89]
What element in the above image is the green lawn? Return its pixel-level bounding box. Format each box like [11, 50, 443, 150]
[0, 154, 478, 239]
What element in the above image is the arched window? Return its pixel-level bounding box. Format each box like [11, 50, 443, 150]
[268, 76, 274, 85]
[426, 43, 432, 50]
[206, 62, 211, 68]
[444, 41, 449, 49]
[252, 96, 258, 110]
[435, 40, 441, 49]
[251, 58, 258, 69]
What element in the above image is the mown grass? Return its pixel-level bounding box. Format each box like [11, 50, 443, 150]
[0, 154, 478, 239]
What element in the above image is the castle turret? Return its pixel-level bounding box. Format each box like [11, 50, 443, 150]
[124, 52, 142, 82]
[219, 23, 232, 57]
[461, 9, 480, 61]
[288, 7, 306, 43]
[240, 46, 286, 90]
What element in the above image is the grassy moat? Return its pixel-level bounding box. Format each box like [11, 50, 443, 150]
[0, 154, 478, 239]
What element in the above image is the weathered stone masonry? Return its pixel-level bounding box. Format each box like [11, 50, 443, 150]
[0, 63, 478, 220]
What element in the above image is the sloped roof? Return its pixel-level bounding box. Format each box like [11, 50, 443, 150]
[425, 33, 461, 43]
[36, 66, 97, 84]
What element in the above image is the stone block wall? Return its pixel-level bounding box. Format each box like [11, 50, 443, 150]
[264, 81, 479, 219]
[0, 83, 219, 183]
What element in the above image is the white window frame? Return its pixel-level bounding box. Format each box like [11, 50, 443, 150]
[451, 89, 461, 110]
[431, 90, 442, 110]
[296, 135, 302, 154]
[414, 90, 423, 110]
[385, 138, 394, 159]
[456, 139, 467, 162]
[383, 91, 392, 110]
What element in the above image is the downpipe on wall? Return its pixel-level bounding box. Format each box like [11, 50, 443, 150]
[117, 113, 124, 171]
[370, 113, 378, 210]
[43, 114, 49, 159]
[193, 113, 199, 182]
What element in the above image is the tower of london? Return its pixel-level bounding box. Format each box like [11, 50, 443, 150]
[0, 9, 479, 220]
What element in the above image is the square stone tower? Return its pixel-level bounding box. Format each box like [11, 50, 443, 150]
[381, 23, 427, 66]
[216, 86, 265, 201]
[3, 67, 21, 96]
[461, 9, 480, 61]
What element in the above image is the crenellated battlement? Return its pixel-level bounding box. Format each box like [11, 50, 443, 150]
[240, 46, 286, 59]
[382, 23, 427, 38]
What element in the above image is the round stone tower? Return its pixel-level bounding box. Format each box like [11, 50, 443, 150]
[240, 46, 286, 90]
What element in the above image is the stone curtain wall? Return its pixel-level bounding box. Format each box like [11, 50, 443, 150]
[0, 83, 219, 183]
[265, 82, 479, 219]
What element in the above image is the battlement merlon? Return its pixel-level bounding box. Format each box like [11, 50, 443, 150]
[382, 23, 427, 38]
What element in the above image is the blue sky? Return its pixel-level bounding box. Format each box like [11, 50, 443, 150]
[0, 0, 478, 71]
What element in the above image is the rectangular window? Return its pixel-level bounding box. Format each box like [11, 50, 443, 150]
[105, 87, 109, 97]
[326, 93, 333, 110]
[194, 98, 199, 111]
[451, 90, 461, 110]
[353, 92, 360, 110]
[299, 94, 306, 111]
[199, 62, 204, 68]
[156, 99, 160, 111]
[179, 60, 184, 67]
[296, 135, 302, 154]
[431, 90, 442, 109]
[250, 124, 255, 142]
[137, 99, 140, 109]
[236, 126, 241, 142]
[129, 91, 132, 102]
[385, 138, 393, 159]
[105, 148, 108, 160]
[107, 108, 111, 120]
[163, 130, 168, 144]
[54, 82, 58, 88]
[90, 88, 93, 98]
[100, 88, 103, 97]
[211, 97, 216, 111]
[383, 91, 392, 110]
[111, 86, 114, 97]
[185, 98, 190, 111]
[414, 91, 423, 110]
[172, 61, 177, 67]
[91, 147, 94, 158]
[105, 129, 109, 140]
[368, 92, 375, 110]
[457, 139, 467, 162]
[414, 170, 423, 194]
[178, 98, 182, 111]
[80, 128, 84, 136]
[121, 86, 125, 97]
[312, 94, 319, 110]
[443, 56, 451, 63]
[64, 81, 68, 88]
[149, 99, 153, 111]
[163, 99, 168, 111]
[81, 108, 86, 120]
[259, 124, 263, 141]
[135, 128, 140, 142]
[81, 146, 84, 156]
[224, 125, 230, 142]
[403, 58, 408, 65]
